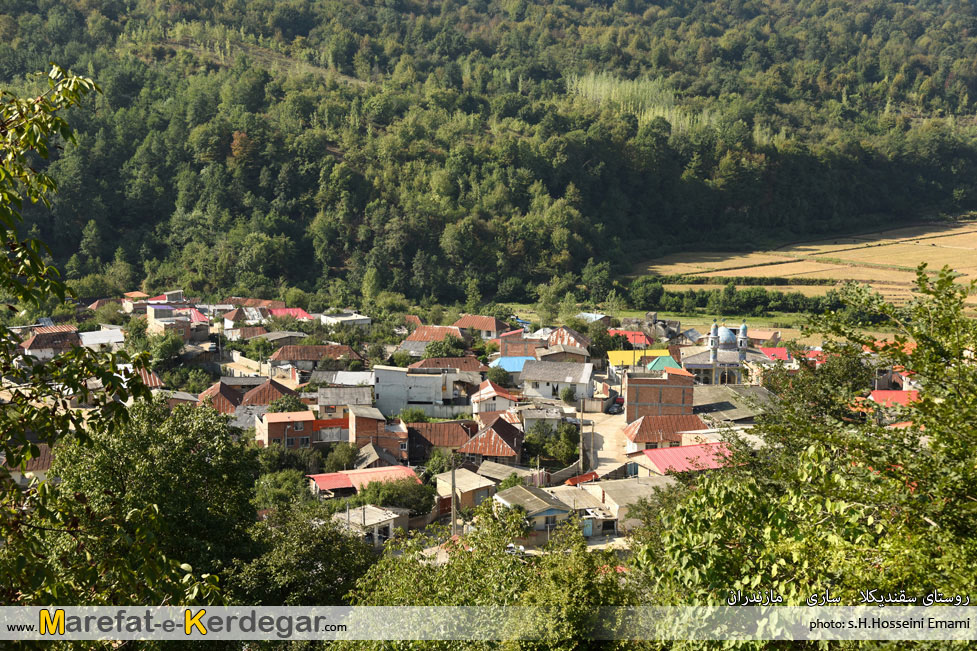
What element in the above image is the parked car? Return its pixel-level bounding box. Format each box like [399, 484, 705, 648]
[606, 403, 623, 415]
[614, 396, 624, 405]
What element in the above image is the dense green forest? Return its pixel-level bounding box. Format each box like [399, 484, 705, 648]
[6, 0, 977, 306]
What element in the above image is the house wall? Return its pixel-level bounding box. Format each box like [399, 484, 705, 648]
[522, 380, 593, 400]
[500, 336, 544, 358]
[623, 373, 694, 423]
[527, 508, 570, 531]
[473, 396, 515, 414]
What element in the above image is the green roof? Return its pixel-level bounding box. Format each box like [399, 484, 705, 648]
[646, 355, 682, 372]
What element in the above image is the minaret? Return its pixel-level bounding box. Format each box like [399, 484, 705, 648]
[709, 319, 718, 363]
[737, 321, 748, 361]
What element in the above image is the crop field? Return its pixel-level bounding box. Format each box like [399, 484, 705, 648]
[634, 221, 977, 305]
[663, 284, 833, 296]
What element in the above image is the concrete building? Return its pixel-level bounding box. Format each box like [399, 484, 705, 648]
[622, 369, 695, 423]
[680, 321, 770, 385]
[333, 505, 408, 548]
[581, 476, 677, 531]
[320, 311, 372, 328]
[435, 467, 496, 510]
[520, 361, 594, 401]
[372, 365, 479, 418]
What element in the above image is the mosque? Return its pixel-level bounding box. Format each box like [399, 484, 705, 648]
[679, 321, 769, 384]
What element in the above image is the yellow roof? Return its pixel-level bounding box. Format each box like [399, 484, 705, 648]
[606, 349, 671, 367]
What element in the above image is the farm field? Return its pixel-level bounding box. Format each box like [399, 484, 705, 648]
[634, 221, 977, 305]
[663, 284, 833, 297]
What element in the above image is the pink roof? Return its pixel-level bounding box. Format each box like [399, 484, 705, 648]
[642, 442, 732, 473]
[870, 390, 919, 407]
[471, 380, 518, 404]
[608, 329, 653, 347]
[147, 294, 167, 302]
[760, 347, 791, 361]
[307, 466, 420, 492]
[269, 308, 313, 320]
[499, 329, 526, 338]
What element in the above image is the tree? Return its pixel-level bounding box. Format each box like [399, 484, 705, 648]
[581, 258, 611, 300]
[356, 478, 436, 516]
[629, 276, 664, 310]
[324, 442, 358, 473]
[558, 291, 578, 322]
[361, 266, 381, 303]
[254, 469, 312, 509]
[632, 267, 977, 607]
[391, 351, 413, 367]
[424, 335, 466, 358]
[0, 67, 219, 606]
[148, 332, 183, 370]
[499, 473, 523, 490]
[523, 421, 552, 459]
[228, 501, 375, 606]
[52, 399, 260, 576]
[486, 366, 512, 387]
[398, 407, 428, 424]
[560, 386, 577, 405]
[268, 394, 307, 413]
[546, 422, 580, 466]
[423, 447, 459, 478]
[534, 280, 561, 325]
[258, 445, 324, 475]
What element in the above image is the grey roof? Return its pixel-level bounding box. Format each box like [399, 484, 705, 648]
[587, 476, 677, 507]
[477, 460, 536, 482]
[693, 384, 775, 423]
[333, 504, 402, 530]
[220, 376, 268, 387]
[520, 361, 594, 384]
[544, 485, 613, 516]
[680, 347, 769, 366]
[309, 370, 375, 386]
[348, 405, 386, 421]
[676, 328, 701, 343]
[355, 443, 400, 469]
[152, 389, 199, 402]
[518, 406, 564, 421]
[435, 468, 496, 496]
[537, 344, 590, 358]
[396, 340, 430, 357]
[228, 404, 268, 430]
[253, 330, 307, 342]
[318, 386, 373, 406]
[78, 330, 125, 347]
[494, 484, 571, 516]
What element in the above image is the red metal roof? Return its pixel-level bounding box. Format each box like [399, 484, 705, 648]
[199, 382, 244, 414]
[759, 347, 791, 361]
[870, 390, 919, 407]
[269, 308, 313, 320]
[622, 415, 708, 444]
[458, 416, 522, 458]
[642, 442, 732, 473]
[564, 471, 599, 486]
[608, 329, 653, 347]
[409, 421, 477, 448]
[269, 345, 360, 362]
[34, 324, 78, 334]
[147, 294, 167, 302]
[307, 465, 420, 492]
[405, 325, 463, 342]
[179, 308, 209, 323]
[131, 367, 164, 389]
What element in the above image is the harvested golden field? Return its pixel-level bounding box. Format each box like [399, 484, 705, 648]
[664, 284, 834, 296]
[636, 252, 790, 276]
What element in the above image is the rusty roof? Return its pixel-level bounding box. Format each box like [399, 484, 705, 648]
[458, 416, 523, 458]
[408, 356, 489, 372]
[199, 381, 244, 414]
[452, 314, 509, 333]
[241, 379, 298, 406]
[19, 330, 81, 351]
[622, 415, 708, 444]
[269, 345, 361, 362]
[224, 297, 287, 309]
[3, 443, 54, 473]
[409, 421, 477, 448]
[405, 325, 463, 342]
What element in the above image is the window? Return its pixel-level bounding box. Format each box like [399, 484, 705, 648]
[532, 382, 539, 388]
[669, 441, 680, 447]
[647, 442, 659, 449]
[544, 515, 557, 526]
[293, 421, 304, 431]
[286, 437, 295, 447]
[400, 442, 407, 451]
[299, 437, 310, 448]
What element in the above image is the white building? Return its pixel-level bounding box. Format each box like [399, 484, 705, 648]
[519, 361, 594, 401]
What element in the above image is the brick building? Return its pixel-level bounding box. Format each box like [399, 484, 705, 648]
[622, 369, 695, 423]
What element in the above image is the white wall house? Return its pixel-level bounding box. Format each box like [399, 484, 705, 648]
[519, 361, 594, 401]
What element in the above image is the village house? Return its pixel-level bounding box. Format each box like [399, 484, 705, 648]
[517, 405, 568, 433]
[693, 384, 774, 426]
[251, 330, 308, 347]
[458, 416, 524, 466]
[493, 484, 571, 532]
[198, 378, 298, 414]
[355, 443, 400, 469]
[581, 476, 677, 531]
[535, 344, 590, 364]
[222, 306, 270, 330]
[520, 361, 594, 401]
[476, 460, 544, 486]
[621, 414, 709, 454]
[225, 326, 268, 341]
[268, 345, 362, 373]
[407, 420, 478, 462]
[372, 365, 479, 418]
[333, 505, 409, 548]
[320, 311, 372, 328]
[544, 484, 617, 537]
[498, 330, 547, 358]
[224, 296, 286, 309]
[152, 388, 200, 409]
[547, 326, 592, 351]
[576, 312, 612, 328]
[3, 443, 54, 488]
[622, 368, 695, 423]
[268, 308, 313, 321]
[18, 325, 80, 362]
[435, 467, 496, 511]
[146, 305, 192, 342]
[347, 405, 392, 451]
[628, 442, 733, 477]
[397, 325, 466, 357]
[317, 386, 374, 418]
[307, 465, 420, 499]
[408, 356, 490, 374]
[471, 380, 519, 414]
[451, 314, 510, 340]
[78, 328, 126, 352]
[607, 329, 654, 349]
[255, 410, 317, 448]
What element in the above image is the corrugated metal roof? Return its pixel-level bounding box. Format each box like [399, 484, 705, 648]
[458, 417, 522, 458]
[33, 324, 78, 335]
[409, 421, 477, 448]
[307, 466, 419, 492]
[622, 415, 708, 444]
[241, 379, 297, 406]
[405, 325, 463, 342]
[489, 356, 534, 372]
[641, 442, 732, 473]
[269, 345, 360, 362]
[759, 347, 791, 361]
[452, 314, 508, 332]
[409, 356, 489, 372]
[269, 308, 313, 320]
[608, 329, 653, 346]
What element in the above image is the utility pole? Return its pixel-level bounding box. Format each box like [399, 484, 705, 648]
[450, 454, 457, 537]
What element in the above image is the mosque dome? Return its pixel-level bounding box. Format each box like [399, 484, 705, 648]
[718, 326, 737, 347]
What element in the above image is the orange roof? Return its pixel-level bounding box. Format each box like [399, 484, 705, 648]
[241, 379, 298, 406]
[124, 291, 150, 299]
[263, 410, 316, 423]
[404, 315, 422, 327]
[452, 314, 509, 333]
[863, 340, 917, 355]
[269, 345, 360, 362]
[405, 325, 463, 342]
[307, 465, 420, 492]
[870, 390, 919, 407]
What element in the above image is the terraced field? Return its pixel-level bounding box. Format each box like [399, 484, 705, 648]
[635, 221, 977, 306]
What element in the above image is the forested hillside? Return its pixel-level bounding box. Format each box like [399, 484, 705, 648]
[6, 0, 977, 306]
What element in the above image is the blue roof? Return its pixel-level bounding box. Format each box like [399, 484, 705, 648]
[490, 356, 535, 372]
